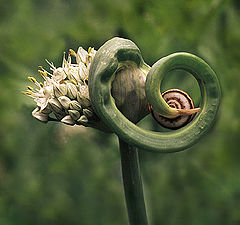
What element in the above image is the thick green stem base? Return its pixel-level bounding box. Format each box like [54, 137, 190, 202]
[119, 138, 149, 225]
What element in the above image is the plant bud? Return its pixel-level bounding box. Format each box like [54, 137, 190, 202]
[79, 85, 89, 98]
[68, 110, 81, 121]
[83, 108, 93, 118]
[53, 111, 66, 120]
[77, 92, 91, 108]
[69, 100, 82, 111]
[52, 67, 66, 82]
[87, 47, 96, 64]
[61, 115, 76, 126]
[67, 67, 81, 83]
[77, 115, 88, 124]
[76, 47, 88, 64]
[111, 63, 150, 123]
[40, 104, 52, 114]
[49, 98, 63, 113]
[58, 96, 71, 109]
[53, 83, 67, 98]
[32, 108, 49, 123]
[66, 82, 78, 99]
[78, 62, 88, 80]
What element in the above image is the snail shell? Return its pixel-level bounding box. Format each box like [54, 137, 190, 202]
[149, 89, 197, 129]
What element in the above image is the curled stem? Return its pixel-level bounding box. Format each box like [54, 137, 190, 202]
[88, 37, 221, 152]
[88, 37, 221, 225]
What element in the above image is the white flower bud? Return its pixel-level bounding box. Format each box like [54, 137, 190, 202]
[68, 110, 81, 121]
[77, 92, 91, 108]
[77, 115, 88, 124]
[58, 96, 71, 109]
[69, 100, 82, 111]
[40, 104, 52, 114]
[32, 108, 48, 123]
[78, 62, 88, 80]
[83, 108, 93, 118]
[76, 47, 88, 64]
[53, 83, 67, 98]
[66, 82, 78, 99]
[25, 45, 101, 129]
[49, 98, 63, 113]
[61, 115, 76, 126]
[53, 111, 66, 120]
[79, 85, 89, 98]
[52, 67, 66, 82]
[67, 67, 81, 83]
[42, 85, 53, 97]
[86, 47, 96, 64]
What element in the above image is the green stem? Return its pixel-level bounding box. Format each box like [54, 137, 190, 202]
[89, 37, 221, 153]
[119, 138, 149, 225]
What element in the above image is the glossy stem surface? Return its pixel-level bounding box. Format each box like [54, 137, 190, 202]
[119, 138, 149, 225]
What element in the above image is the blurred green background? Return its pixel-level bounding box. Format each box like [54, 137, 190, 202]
[0, 0, 240, 224]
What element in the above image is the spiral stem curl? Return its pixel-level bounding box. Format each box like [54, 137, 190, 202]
[88, 37, 221, 153]
[88, 37, 221, 225]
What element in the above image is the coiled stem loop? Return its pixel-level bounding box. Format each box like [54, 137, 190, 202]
[89, 37, 221, 152]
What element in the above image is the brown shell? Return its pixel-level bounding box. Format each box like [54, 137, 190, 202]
[149, 89, 196, 130]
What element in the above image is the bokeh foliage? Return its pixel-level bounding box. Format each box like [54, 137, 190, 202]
[0, 0, 240, 224]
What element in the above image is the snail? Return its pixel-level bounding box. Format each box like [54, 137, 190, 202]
[149, 89, 200, 129]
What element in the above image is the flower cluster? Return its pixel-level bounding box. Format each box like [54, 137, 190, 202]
[23, 47, 99, 127]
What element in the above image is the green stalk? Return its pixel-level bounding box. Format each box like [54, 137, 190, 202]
[119, 138, 149, 225]
[88, 37, 221, 225]
[89, 37, 221, 153]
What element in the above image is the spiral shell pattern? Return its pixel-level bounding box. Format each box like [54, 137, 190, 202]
[149, 89, 196, 129]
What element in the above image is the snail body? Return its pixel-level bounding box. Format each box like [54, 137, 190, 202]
[149, 89, 198, 129]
